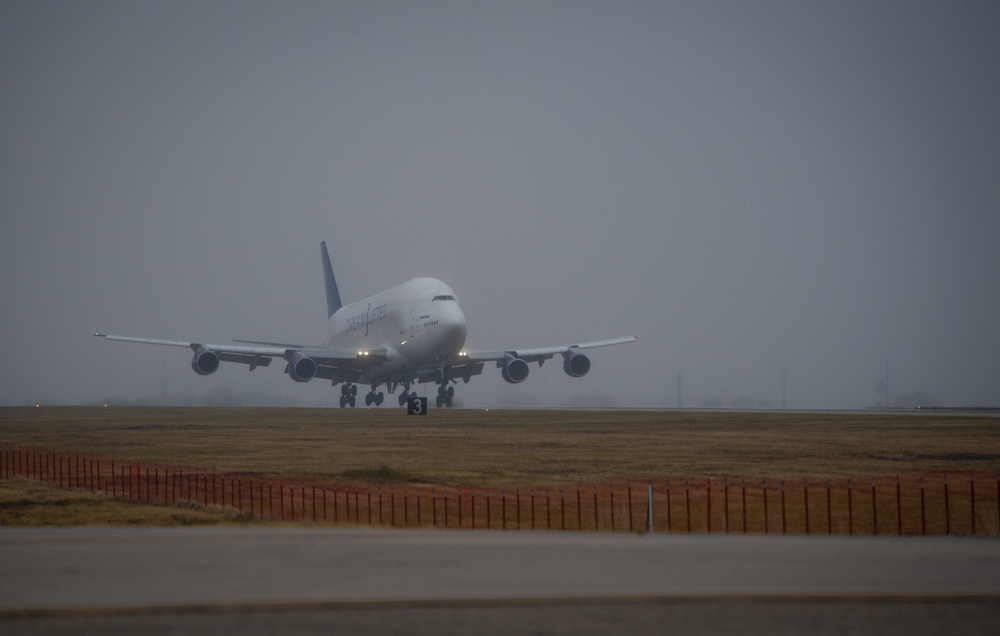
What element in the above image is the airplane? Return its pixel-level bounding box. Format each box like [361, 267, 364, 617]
[95, 242, 638, 408]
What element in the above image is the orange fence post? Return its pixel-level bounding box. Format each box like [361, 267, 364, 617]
[944, 473, 950, 535]
[685, 480, 691, 533]
[920, 477, 926, 535]
[576, 486, 582, 530]
[871, 478, 878, 535]
[705, 477, 712, 532]
[721, 478, 726, 533]
[804, 478, 810, 535]
[825, 480, 832, 534]
[896, 475, 902, 535]
[628, 480, 633, 532]
[587, 485, 593, 531]
[666, 480, 672, 532]
[848, 479, 854, 535]
[763, 479, 770, 534]
[741, 479, 747, 534]
[969, 473, 975, 535]
[780, 480, 786, 534]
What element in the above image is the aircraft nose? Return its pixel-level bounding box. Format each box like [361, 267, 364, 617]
[438, 303, 467, 352]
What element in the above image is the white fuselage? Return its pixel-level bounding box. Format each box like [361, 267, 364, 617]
[326, 277, 467, 383]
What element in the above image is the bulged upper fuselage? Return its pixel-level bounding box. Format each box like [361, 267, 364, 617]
[327, 277, 467, 382]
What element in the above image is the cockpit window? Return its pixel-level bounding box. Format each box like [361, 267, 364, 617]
[432, 295, 456, 301]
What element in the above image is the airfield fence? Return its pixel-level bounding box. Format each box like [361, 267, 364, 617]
[2, 445, 999, 536]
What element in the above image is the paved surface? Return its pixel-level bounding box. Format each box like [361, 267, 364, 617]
[2, 527, 999, 634]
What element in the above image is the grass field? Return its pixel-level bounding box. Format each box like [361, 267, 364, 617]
[2, 406, 998, 485]
[3, 407, 998, 529]
[0, 478, 251, 526]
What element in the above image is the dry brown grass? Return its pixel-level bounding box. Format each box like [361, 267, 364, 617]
[0, 478, 252, 526]
[2, 406, 998, 486]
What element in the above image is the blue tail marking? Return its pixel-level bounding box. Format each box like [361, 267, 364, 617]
[321, 241, 343, 318]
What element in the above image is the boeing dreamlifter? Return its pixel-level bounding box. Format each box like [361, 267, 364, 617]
[96, 243, 637, 408]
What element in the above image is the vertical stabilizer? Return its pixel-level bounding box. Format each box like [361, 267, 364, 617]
[321, 241, 343, 318]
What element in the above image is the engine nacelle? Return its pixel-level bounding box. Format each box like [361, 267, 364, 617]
[563, 351, 591, 377]
[286, 352, 317, 383]
[501, 353, 529, 384]
[191, 348, 220, 376]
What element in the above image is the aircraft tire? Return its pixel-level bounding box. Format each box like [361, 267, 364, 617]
[349, 396, 356, 408]
[351, 385, 358, 397]
[398, 393, 407, 407]
[339, 396, 347, 408]
[365, 393, 373, 406]
[446, 386, 454, 399]
[375, 392, 384, 406]
[436, 395, 443, 408]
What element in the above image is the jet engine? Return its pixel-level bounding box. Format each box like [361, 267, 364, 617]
[191, 348, 220, 376]
[562, 350, 591, 378]
[501, 353, 529, 384]
[286, 352, 317, 383]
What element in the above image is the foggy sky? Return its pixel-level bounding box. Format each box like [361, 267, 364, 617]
[2, 1, 998, 409]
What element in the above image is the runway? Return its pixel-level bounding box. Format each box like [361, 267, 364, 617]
[2, 527, 999, 634]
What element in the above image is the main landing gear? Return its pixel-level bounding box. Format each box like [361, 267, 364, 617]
[340, 382, 388, 407]
[349, 378, 454, 408]
[396, 381, 416, 407]
[364, 385, 384, 407]
[338, 383, 357, 408]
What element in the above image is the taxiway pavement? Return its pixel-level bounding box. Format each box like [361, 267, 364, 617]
[2, 527, 999, 634]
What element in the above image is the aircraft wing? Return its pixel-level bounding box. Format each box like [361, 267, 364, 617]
[94, 333, 386, 383]
[462, 336, 639, 365]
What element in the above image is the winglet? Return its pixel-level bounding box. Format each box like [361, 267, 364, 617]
[321, 241, 343, 318]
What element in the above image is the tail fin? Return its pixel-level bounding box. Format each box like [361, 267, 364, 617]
[321, 241, 343, 318]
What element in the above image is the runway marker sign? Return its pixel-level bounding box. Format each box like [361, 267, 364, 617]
[407, 397, 428, 416]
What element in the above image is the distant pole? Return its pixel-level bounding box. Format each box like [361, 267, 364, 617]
[781, 368, 786, 410]
[885, 364, 890, 408]
[677, 371, 682, 409]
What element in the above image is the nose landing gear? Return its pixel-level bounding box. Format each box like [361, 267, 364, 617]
[436, 383, 455, 408]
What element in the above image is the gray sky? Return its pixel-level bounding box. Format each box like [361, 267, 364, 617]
[2, 1, 998, 409]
